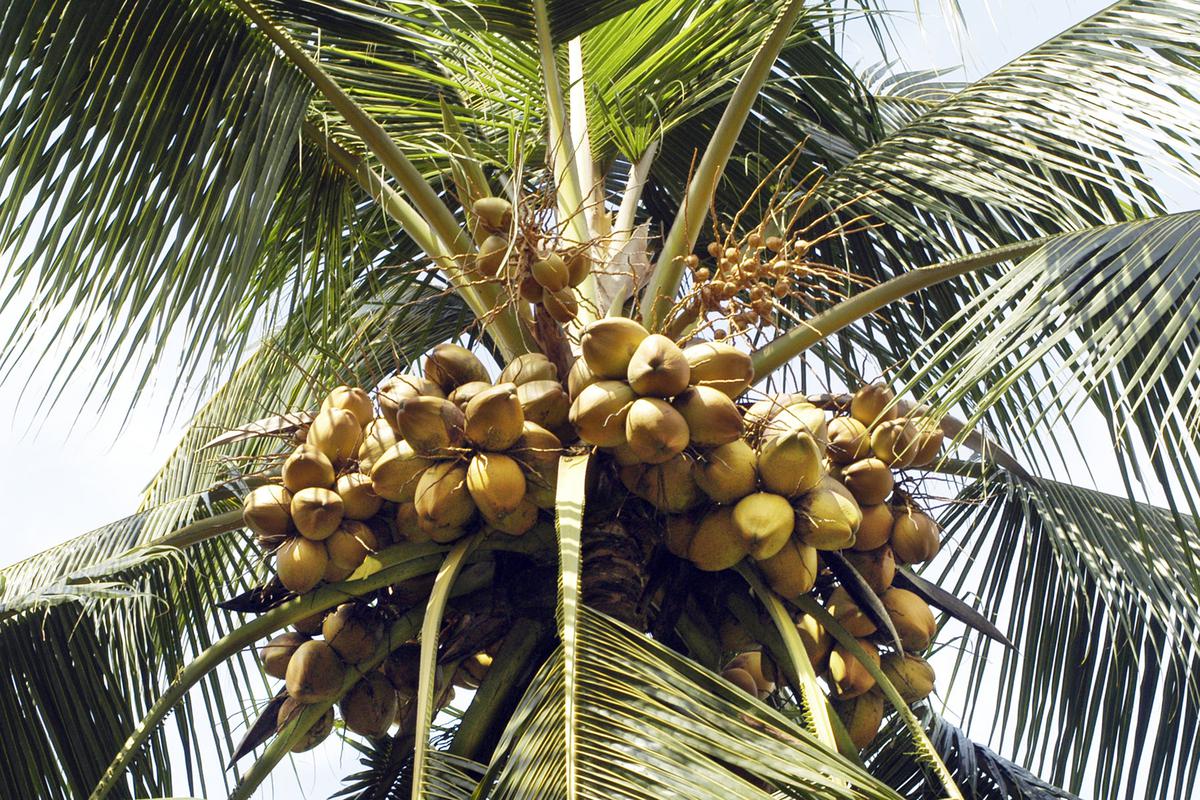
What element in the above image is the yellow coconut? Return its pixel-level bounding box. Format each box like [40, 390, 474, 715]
[424, 343, 490, 393]
[757, 538, 818, 600]
[693, 439, 758, 503]
[625, 398, 690, 464]
[909, 417, 944, 467]
[682, 341, 754, 399]
[580, 317, 649, 378]
[291, 487, 344, 541]
[840, 458, 894, 506]
[472, 196, 513, 232]
[663, 513, 700, 558]
[727, 651, 777, 694]
[282, 445, 335, 493]
[357, 419, 398, 474]
[890, 506, 941, 564]
[833, 690, 885, 750]
[843, 545, 895, 594]
[464, 383, 525, 451]
[757, 429, 824, 497]
[795, 488, 860, 550]
[259, 631, 309, 680]
[567, 357, 598, 399]
[828, 640, 880, 699]
[378, 374, 444, 432]
[335, 473, 383, 520]
[672, 385, 743, 447]
[516, 380, 570, 433]
[414, 460, 476, 530]
[323, 604, 384, 663]
[870, 417, 919, 467]
[881, 588, 937, 651]
[687, 506, 747, 571]
[853, 504, 894, 551]
[827, 416, 872, 464]
[626, 334, 690, 398]
[371, 442, 433, 503]
[326, 520, 379, 572]
[849, 383, 898, 427]
[531, 252, 569, 291]
[621, 454, 703, 513]
[796, 613, 832, 671]
[569, 380, 637, 447]
[307, 407, 364, 465]
[243, 485, 292, 540]
[721, 667, 759, 696]
[732, 492, 795, 559]
[511, 422, 562, 508]
[485, 497, 539, 535]
[276, 537, 328, 594]
[763, 401, 829, 447]
[475, 233, 509, 277]
[542, 286, 579, 323]
[321, 385, 374, 427]
[395, 396, 466, 454]
[467, 452, 527, 519]
[448, 381, 492, 409]
[341, 672, 398, 738]
[880, 652, 936, 703]
[499, 353, 558, 386]
[825, 586, 877, 637]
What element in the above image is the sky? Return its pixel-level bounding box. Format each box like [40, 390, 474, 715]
[0, 0, 1145, 797]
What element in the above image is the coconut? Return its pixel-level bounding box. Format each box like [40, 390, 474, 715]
[395, 396, 466, 454]
[322, 386, 374, 427]
[394, 502, 429, 543]
[719, 617, 756, 652]
[732, 492, 795, 559]
[472, 196, 513, 231]
[909, 418, 944, 467]
[414, 461, 476, 530]
[323, 604, 384, 664]
[485, 497, 539, 535]
[743, 395, 788, 435]
[323, 560, 355, 583]
[757, 429, 824, 497]
[378, 374, 444, 433]
[567, 357, 598, 400]
[243, 485, 292, 541]
[693, 439, 758, 503]
[475, 234, 509, 277]
[518, 273, 543, 302]
[607, 442, 642, 466]
[870, 417, 919, 467]
[448, 381, 492, 409]
[721, 667, 759, 696]
[335, 473, 382, 520]
[843, 545, 895, 594]
[625, 398, 690, 464]
[827, 640, 879, 699]
[511, 422, 562, 509]
[277, 699, 334, 752]
[621, 453, 702, 513]
[626, 334, 690, 397]
[286, 640, 346, 703]
[531, 252, 569, 291]
[291, 487, 344, 541]
[425, 522, 468, 543]
[881, 588, 937, 650]
[833, 690, 884, 749]
[294, 611, 326, 636]
[795, 488, 860, 550]
[467, 452, 527, 520]
[569, 380, 637, 447]
[458, 652, 494, 688]
[849, 383, 897, 427]
[282, 445, 335, 493]
[727, 651, 776, 694]
[542, 287, 579, 323]
[663, 513, 699, 558]
[827, 416, 871, 464]
[259, 632, 309, 680]
[464, 383, 524, 451]
[326, 520, 379, 573]
[890, 507, 941, 564]
[565, 248, 591, 286]
[341, 672, 397, 738]
[880, 652, 935, 703]
[516, 380, 570, 433]
[425, 343, 490, 393]
[672, 385, 743, 447]
[371, 442, 433, 503]
[825, 587, 877, 637]
[358, 419, 398, 473]
[580, 318, 649, 378]
[682, 341, 754, 399]
[307, 407, 364, 465]
[687, 507, 747, 571]
[853, 504, 894, 551]
[840, 458, 894, 506]
[756, 538, 817, 601]
[796, 613, 832, 671]
[763, 402, 828, 447]
[499, 353, 557, 386]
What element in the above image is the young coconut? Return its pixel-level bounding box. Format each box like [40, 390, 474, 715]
[277, 699, 334, 752]
[378, 374, 445, 432]
[881, 588, 937, 651]
[663, 513, 700, 558]
[849, 383, 898, 427]
[732, 492, 795, 559]
[840, 458, 894, 506]
[472, 196, 513, 232]
[579, 317, 649, 378]
[336, 473, 382, 520]
[853, 504, 894, 551]
[686, 506, 747, 571]
[322, 386, 374, 427]
[870, 417, 919, 467]
[620, 453, 702, 513]
[291, 487, 344, 541]
[843, 545, 896, 594]
[395, 396, 466, 454]
[243, 485, 292, 542]
[448, 381, 492, 409]
[626, 334, 690, 397]
[908, 417, 945, 466]
[323, 604, 384, 664]
[827, 416, 871, 464]
[485, 498, 539, 536]
[500, 353, 557, 386]
[757, 428, 824, 497]
[796, 613, 832, 671]
[414, 461, 477, 530]
[466, 452, 527, 520]
[825, 586, 877, 637]
[531, 252, 569, 291]
[542, 287, 579, 323]
[625, 398, 690, 464]
[880, 652, 936, 703]
[394, 502, 429, 543]
[341, 672, 398, 738]
[891, 506, 941, 564]
[424, 343, 490, 393]
[567, 357, 598, 400]
[516, 380, 570, 433]
[475, 234, 508, 277]
[726, 651, 777, 694]
[511, 422, 562, 508]
[569, 380, 638, 447]
[358, 419, 398, 473]
[286, 639, 346, 703]
[259, 632, 309, 680]
[464, 383, 525, 451]
[756, 538, 818, 601]
[307, 407, 363, 465]
[827, 640, 880, 699]
[565, 247, 591, 286]
[371, 442, 433, 503]
[794, 488, 861, 550]
[693, 439, 758, 503]
[763, 401, 828, 447]
[282, 445, 335, 493]
[834, 690, 885, 750]
[682, 341, 754, 399]
[721, 667, 759, 696]
[293, 611, 326, 636]
[672, 385, 743, 447]
[326, 520, 379, 574]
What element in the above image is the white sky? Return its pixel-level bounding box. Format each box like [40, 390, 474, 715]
[0, 1, 1151, 797]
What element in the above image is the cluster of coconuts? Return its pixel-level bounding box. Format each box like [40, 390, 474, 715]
[470, 197, 590, 323]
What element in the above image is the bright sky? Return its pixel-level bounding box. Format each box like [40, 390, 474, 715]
[0, 1, 1140, 797]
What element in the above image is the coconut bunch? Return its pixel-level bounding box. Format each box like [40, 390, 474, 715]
[469, 197, 590, 323]
[371, 343, 566, 543]
[242, 386, 389, 594]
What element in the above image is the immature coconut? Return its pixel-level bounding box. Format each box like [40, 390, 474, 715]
[283, 445, 336, 493]
[825, 587, 877, 637]
[467, 452, 527, 520]
[796, 613, 832, 671]
[827, 416, 872, 464]
[335, 473, 382, 520]
[414, 461, 476, 530]
[672, 385, 743, 447]
[243, 485, 293, 541]
[307, 407, 363, 464]
[485, 498, 539, 535]
[394, 502, 430, 543]
[909, 417, 944, 466]
[286, 639, 346, 703]
[840, 458, 894, 506]
[531, 252, 569, 291]
[291, 487, 344, 541]
[378, 374, 445, 432]
[732, 492, 795, 559]
[621, 453, 702, 513]
[756, 538, 818, 601]
[881, 588, 937, 651]
[626, 334, 690, 397]
[828, 640, 880, 699]
[849, 383, 898, 427]
[727, 651, 776, 694]
[511, 422, 562, 508]
[322, 386, 374, 427]
[721, 667, 759, 696]
[663, 513, 699, 558]
[853, 504, 894, 551]
[474, 234, 509, 277]
[326, 520, 378, 573]
[795, 488, 860, 550]
[465, 383, 525, 451]
[542, 287, 579, 323]
[294, 611, 326, 635]
[834, 691, 885, 749]
[580, 318, 649, 378]
[472, 196, 513, 231]
[880, 652, 935, 703]
[569, 380, 638, 447]
[763, 401, 828, 446]
[565, 248, 591, 286]
[682, 341, 754, 399]
[322, 604, 384, 664]
[687, 506, 747, 571]
[357, 419, 398, 473]
[341, 672, 398, 738]
[499, 353, 557, 385]
[323, 559, 355, 583]
[371, 442, 433, 503]
[890, 506, 941, 564]
[757, 429, 824, 497]
[693, 439, 758, 503]
[426, 343, 490, 393]
[843, 545, 896, 594]
[567, 357, 598, 400]
[871, 417, 919, 467]
[448, 381, 492, 409]
[259, 632, 309, 680]
[625, 398, 690, 464]
[516, 380, 570, 433]
[519, 273, 544, 302]
[395, 396, 466, 454]
[277, 699, 335, 752]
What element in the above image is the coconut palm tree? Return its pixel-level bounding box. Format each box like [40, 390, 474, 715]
[1, 0, 1199, 798]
